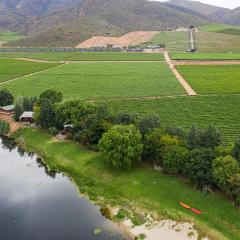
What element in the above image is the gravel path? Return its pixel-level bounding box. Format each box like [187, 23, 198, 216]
[164, 52, 197, 96]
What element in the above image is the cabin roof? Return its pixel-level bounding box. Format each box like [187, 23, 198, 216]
[20, 111, 34, 119]
[0, 105, 15, 111]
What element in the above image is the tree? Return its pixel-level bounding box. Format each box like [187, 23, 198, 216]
[201, 125, 222, 149]
[165, 126, 185, 138]
[39, 89, 63, 105]
[184, 148, 216, 188]
[232, 138, 240, 163]
[188, 126, 201, 150]
[14, 101, 24, 121]
[0, 120, 10, 135]
[212, 155, 240, 198]
[138, 115, 160, 135]
[113, 112, 138, 125]
[0, 89, 14, 106]
[188, 125, 221, 150]
[163, 146, 190, 175]
[38, 99, 56, 129]
[98, 125, 143, 170]
[142, 128, 163, 164]
[23, 96, 38, 111]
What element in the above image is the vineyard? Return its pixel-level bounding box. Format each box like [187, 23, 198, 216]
[171, 52, 240, 60]
[176, 65, 240, 94]
[106, 95, 240, 144]
[2, 62, 185, 99]
[0, 59, 59, 83]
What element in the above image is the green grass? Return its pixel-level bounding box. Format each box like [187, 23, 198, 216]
[105, 95, 240, 144]
[67, 52, 164, 61]
[0, 32, 25, 42]
[0, 52, 79, 61]
[2, 62, 185, 99]
[176, 65, 240, 94]
[199, 24, 240, 36]
[199, 24, 239, 32]
[147, 31, 240, 52]
[0, 59, 60, 83]
[171, 52, 240, 60]
[17, 127, 240, 240]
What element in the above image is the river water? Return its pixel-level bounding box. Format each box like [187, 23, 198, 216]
[0, 137, 127, 240]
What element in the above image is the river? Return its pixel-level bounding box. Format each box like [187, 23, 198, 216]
[0, 137, 128, 240]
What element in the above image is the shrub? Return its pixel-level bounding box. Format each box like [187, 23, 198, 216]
[39, 89, 63, 105]
[0, 120, 10, 135]
[98, 125, 143, 170]
[163, 146, 190, 175]
[48, 127, 58, 136]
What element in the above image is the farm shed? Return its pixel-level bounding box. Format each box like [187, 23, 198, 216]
[0, 105, 15, 115]
[19, 111, 34, 123]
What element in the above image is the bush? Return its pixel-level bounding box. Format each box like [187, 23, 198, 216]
[212, 156, 240, 199]
[0, 120, 10, 135]
[165, 126, 185, 138]
[0, 89, 14, 106]
[98, 125, 143, 170]
[163, 146, 190, 174]
[48, 127, 58, 136]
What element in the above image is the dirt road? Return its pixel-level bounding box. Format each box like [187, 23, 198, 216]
[164, 52, 197, 96]
[173, 60, 240, 65]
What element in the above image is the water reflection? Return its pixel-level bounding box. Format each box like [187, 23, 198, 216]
[0, 137, 127, 240]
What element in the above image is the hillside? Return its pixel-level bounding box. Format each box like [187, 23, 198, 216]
[165, 0, 230, 22]
[223, 7, 240, 25]
[3, 0, 208, 47]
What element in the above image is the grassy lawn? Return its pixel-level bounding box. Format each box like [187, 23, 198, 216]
[2, 62, 185, 99]
[0, 52, 79, 61]
[17, 128, 240, 240]
[105, 95, 240, 144]
[0, 31, 25, 42]
[0, 59, 60, 83]
[171, 52, 240, 60]
[67, 52, 164, 61]
[176, 65, 240, 94]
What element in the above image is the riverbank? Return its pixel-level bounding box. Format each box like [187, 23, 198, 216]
[13, 128, 240, 240]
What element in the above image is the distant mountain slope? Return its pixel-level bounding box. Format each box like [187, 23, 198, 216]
[5, 0, 209, 47]
[223, 7, 240, 25]
[165, 0, 230, 22]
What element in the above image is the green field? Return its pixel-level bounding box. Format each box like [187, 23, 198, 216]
[106, 95, 240, 144]
[18, 128, 240, 240]
[199, 24, 240, 36]
[176, 65, 240, 94]
[171, 52, 240, 60]
[0, 32, 25, 42]
[0, 52, 79, 61]
[0, 52, 164, 61]
[147, 31, 240, 52]
[2, 62, 185, 99]
[0, 59, 60, 83]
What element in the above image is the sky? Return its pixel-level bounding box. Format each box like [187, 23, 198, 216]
[156, 0, 240, 9]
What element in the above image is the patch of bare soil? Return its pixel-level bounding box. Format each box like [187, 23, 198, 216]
[76, 31, 159, 48]
[0, 114, 21, 134]
[173, 60, 240, 65]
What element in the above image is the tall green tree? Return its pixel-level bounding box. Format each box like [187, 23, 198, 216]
[39, 89, 63, 105]
[0, 89, 14, 106]
[232, 138, 240, 163]
[184, 148, 216, 188]
[138, 115, 160, 135]
[0, 120, 10, 135]
[98, 125, 143, 170]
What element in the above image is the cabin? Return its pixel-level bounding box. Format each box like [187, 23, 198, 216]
[0, 105, 15, 115]
[19, 111, 34, 123]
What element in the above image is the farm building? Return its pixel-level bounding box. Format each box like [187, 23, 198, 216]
[19, 111, 34, 123]
[0, 105, 15, 115]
